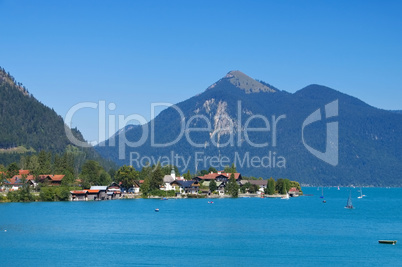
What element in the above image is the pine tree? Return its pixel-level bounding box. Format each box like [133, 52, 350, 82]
[266, 177, 276, 195]
[226, 173, 239, 197]
[209, 179, 217, 192]
[185, 170, 191, 180]
[150, 163, 163, 190]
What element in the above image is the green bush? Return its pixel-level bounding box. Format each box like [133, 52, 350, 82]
[40, 187, 55, 201]
[40, 186, 71, 201]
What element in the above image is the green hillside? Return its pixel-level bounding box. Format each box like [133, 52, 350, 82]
[0, 67, 114, 170]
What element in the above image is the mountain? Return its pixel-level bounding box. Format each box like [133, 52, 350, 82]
[96, 70, 402, 186]
[0, 67, 113, 168]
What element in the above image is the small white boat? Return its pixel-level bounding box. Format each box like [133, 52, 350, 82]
[357, 187, 366, 199]
[155, 208, 159, 212]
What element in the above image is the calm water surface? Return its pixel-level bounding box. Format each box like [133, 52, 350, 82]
[1, 187, 402, 266]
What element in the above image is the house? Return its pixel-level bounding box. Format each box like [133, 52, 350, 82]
[87, 186, 108, 200]
[129, 181, 141, 194]
[288, 187, 300, 197]
[19, 170, 30, 176]
[194, 171, 242, 183]
[161, 168, 177, 191]
[4, 174, 34, 190]
[171, 180, 199, 195]
[47, 175, 65, 186]
[70, 184, 121, 201]
[5, 176, 24, 191]
[70, 190, 88, 201]
[108, 182, 121, 192]
[106, 183, 122, 199]
[31, 174, 65, 186]
[201, 180, 226, 195]
[241, 180, 267, 193]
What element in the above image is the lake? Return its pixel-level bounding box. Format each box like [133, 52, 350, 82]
[1, 187, 402, 266]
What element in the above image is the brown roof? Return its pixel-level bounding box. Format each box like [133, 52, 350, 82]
[50, 175, 65, 181]
[19, 170, 30, 175]
[197, 172, 241, 180]
[242, 180, 267, 186]
[11, 175, 35, 181]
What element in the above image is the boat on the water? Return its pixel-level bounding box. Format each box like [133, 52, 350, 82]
[378, 240, 397, 245]
[155, 208, 159, 212]
[357, 187, 366, 199]
[320, 187, 324, 198]
[281, 185, 289, 199]
[345, 190, 354, 209]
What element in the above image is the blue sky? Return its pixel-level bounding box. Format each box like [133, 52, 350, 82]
[1, 0, 401, 143]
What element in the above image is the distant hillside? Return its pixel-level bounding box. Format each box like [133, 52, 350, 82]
[391, 110, 402, 114]
[0, 67, 114, 169]
[96, 71, 402, 186]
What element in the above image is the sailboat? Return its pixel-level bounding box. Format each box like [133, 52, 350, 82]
[281, 184, 289, 199]
[337, 186, 340, 190]
[320, 187, 324, 198]
[345, 190, 354, 209]
[357, 187, 366, 199]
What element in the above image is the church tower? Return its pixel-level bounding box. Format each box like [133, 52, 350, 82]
[171, 167, 176, 180]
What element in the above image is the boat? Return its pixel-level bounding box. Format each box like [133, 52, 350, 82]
[319, 187, 324, 198]
[322, 200, 326, 203]
[208, 201, 214, 204]
[281, 184, 289, 199]
[378, 240, 397, 245]
[345, 190, 354, 209]
[155, 208, 159, 212]
[161, 197, 168, 200]
[337, 186, 340, 190]
[357, 187, 366, 199]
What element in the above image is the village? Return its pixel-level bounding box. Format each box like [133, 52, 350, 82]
[0, 168, 301, 201]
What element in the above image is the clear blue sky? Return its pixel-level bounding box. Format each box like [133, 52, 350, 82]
[1, 0, 401, 143]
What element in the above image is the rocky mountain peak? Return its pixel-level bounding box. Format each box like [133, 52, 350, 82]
[224, 70, 277, 93]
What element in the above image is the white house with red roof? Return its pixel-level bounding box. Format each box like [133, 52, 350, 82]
[194, 171, 242, 183]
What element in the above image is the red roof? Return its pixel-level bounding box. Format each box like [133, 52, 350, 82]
[197, 172, 241, 180]
[7, 177, 22, 185]
[289, 187, 299, 192]
[50, 175, 65, 181]
[11, 175, 35, 181]
[70, 190, 87, 194]
[87, 190, 100, 193]
[19, 170, 30, 175]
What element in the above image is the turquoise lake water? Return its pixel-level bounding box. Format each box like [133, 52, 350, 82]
[1, 187, 402, 266]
